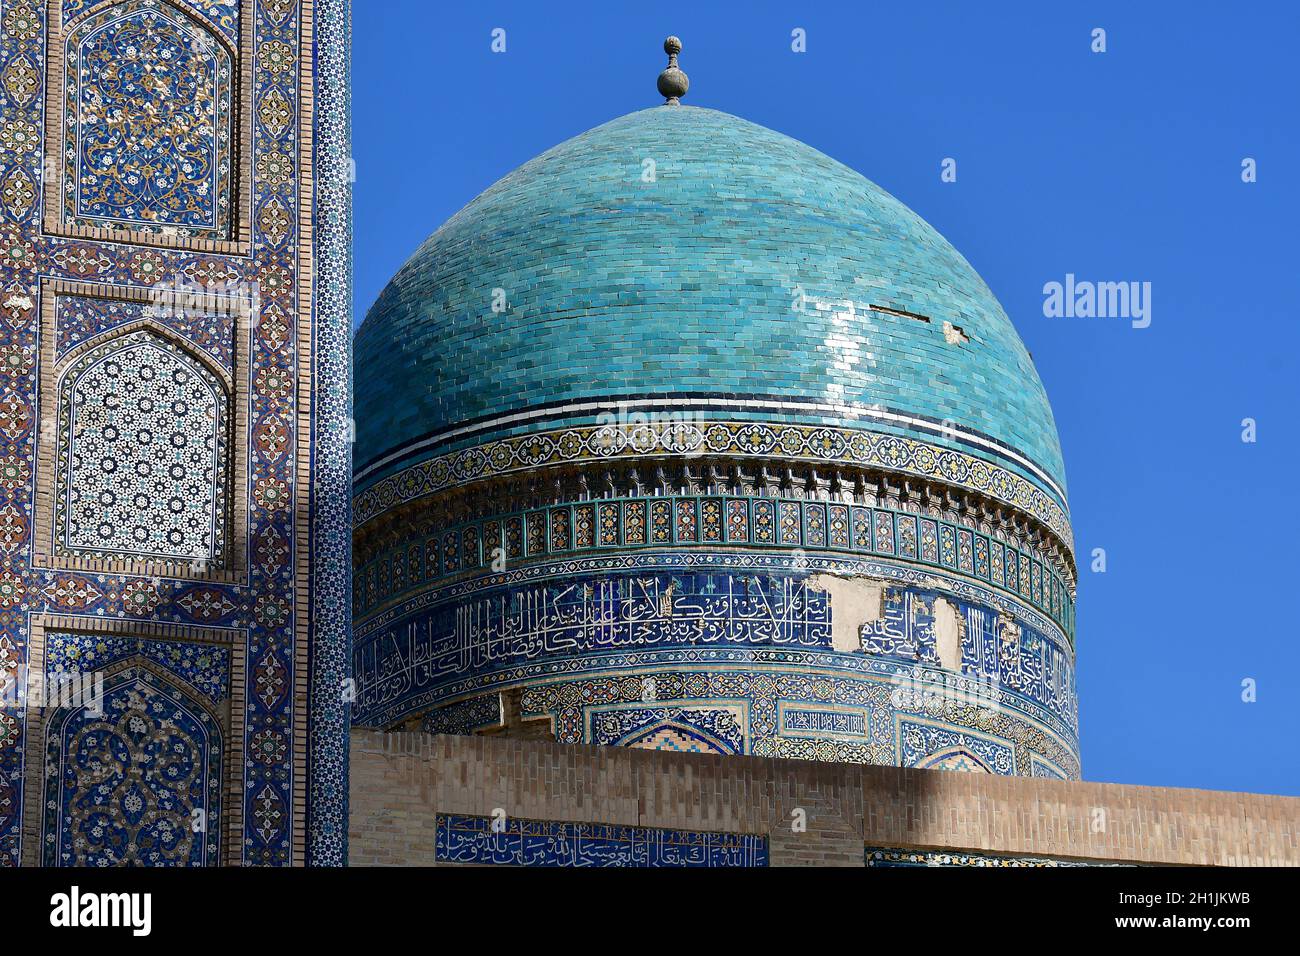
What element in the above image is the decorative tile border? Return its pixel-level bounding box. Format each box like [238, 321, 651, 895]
[353, 420, 1075, 554]
[305, 0, 353, 868]
[355, 494, 1075, 639]
[435, 813, 769, 867]
[353, 393, 1070, 506]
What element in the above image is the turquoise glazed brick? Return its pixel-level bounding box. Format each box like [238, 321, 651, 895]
[354, 106, 1066, 506]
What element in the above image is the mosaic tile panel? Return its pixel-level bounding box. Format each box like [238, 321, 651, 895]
[422, 692, 502, 736]
[435, 813, 768, 867]
[40, 663, 225, 866]
[781, 705, 868, 739]
[0, 0, 353, 867]
[54, 328, 229, 564]
[62, 0, 234, 237]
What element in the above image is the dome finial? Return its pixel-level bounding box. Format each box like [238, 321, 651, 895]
[657, 36, 689, 105]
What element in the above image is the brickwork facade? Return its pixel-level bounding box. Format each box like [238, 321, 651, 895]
[349, 729, 1299, 867]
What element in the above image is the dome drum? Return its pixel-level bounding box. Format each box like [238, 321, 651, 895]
[352, 92, 1079, 778]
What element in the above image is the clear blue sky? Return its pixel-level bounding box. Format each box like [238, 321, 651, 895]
[352, 1, 1300, 796]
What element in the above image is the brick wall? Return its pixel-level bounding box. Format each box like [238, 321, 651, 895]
[348, 729, 1299, 867]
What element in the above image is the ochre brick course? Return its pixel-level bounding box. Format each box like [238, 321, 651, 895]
[348, 729, 1298, 867]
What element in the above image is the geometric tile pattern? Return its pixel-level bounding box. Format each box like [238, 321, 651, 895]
[306, 0, 356, 868]
[0, 0, 352, 866]
[1030, 753, 1069, 780]
[54, 328, 229, 564]
[356, 492, 1075, 639]
[435, 813, 769, 867]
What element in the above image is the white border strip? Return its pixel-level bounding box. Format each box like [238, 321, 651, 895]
[354, 395, 1068, 505]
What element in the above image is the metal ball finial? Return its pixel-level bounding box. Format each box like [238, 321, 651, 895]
[657, 36, 689, 105]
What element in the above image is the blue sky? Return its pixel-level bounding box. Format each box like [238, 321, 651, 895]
[353, 1, 1300, 796]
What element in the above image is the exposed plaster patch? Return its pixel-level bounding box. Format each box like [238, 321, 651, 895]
[807, 573, 885, 653]
[942, 320, 969, 344]
[932, 596, 964, 671]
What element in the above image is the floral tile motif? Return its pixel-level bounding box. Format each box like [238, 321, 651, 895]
[41, 666, 224, 866]
[64, 0, 240, 46]
[62, 0, 234, 238]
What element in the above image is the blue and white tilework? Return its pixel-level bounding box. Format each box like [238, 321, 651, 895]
[0, 0, 353, 867]
[436, 813, 769, 868]
[352, 100, 1079, 782]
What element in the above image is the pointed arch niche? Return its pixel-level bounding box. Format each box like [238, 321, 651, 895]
[42, 0, 255, 252]
[20, 613, 245, 867]
[33, 279, 250, 582]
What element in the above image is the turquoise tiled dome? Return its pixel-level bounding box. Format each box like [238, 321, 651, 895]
[355, 105, 1066, 507]
[352, 100, 1080, 773]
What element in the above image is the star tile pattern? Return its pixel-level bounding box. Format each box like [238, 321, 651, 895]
[54, 328, 229, 564]
[0, 0, 352, 867]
